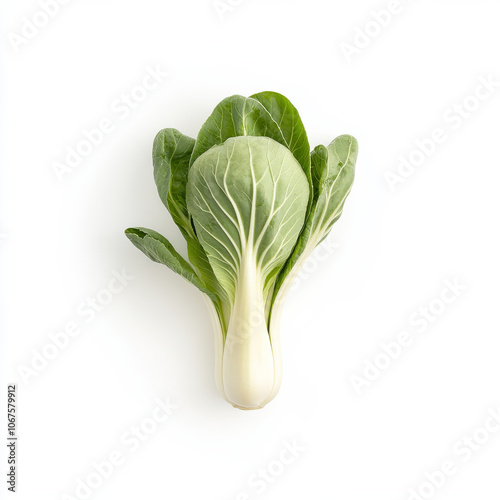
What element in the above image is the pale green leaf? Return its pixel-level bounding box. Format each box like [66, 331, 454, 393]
[186, 136, 309, 303]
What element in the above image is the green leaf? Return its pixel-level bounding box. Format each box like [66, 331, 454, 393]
[187, 236, 230, 305]
[152, 128, 227, 307]
[125, 227, 217, 300]
[250, 91, 312, 202]
[271, 134, 358, 301]
[309, 134, 357, 236]
[153, 129, 196, 239]
[186, 136, 309, 303]
[190, 93, 312, 188]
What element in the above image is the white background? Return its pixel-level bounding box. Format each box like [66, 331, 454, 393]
[2, 0, 500, 499]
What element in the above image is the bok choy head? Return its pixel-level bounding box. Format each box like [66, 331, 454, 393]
[125, 91, 358, 410]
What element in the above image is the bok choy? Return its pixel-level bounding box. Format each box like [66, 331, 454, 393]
[125, 92, 357, 410]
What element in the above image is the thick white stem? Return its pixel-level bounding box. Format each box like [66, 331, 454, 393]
[207, 237, 324, 409]
[222, 251, 275, 410]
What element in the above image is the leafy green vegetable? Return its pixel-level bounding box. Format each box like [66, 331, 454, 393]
[126, 91, 357, 409]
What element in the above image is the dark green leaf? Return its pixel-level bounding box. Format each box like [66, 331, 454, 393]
[250, 91, 312, 198]
[190, 93, 312, 191]
[153, 129, 196, 239]
[125, 227, 217, 301]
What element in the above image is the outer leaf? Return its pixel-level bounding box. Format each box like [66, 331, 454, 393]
[186, 136, 309, 303]
[250, 91, 312, 202]
[310, 134, 357, 236]
[190, 93, 312, 187]
[152, 128, 228, 308]
[125, 227, 217, 301]
[153, 129, 196, 239]
[271, 134, 358, 301]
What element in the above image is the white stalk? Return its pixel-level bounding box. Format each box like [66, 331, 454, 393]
[222, 250, 275, 410]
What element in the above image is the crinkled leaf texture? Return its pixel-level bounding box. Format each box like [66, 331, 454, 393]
[125, 91, 357, 409]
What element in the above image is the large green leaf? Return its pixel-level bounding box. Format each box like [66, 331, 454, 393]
[153, 128, 196, 239]
[190, 93, 312, 189]
[271, 134, 358, 301]
[250, 91, 312, 203]
[186, 136, 309, 303]
[125, 227, 217, 301]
